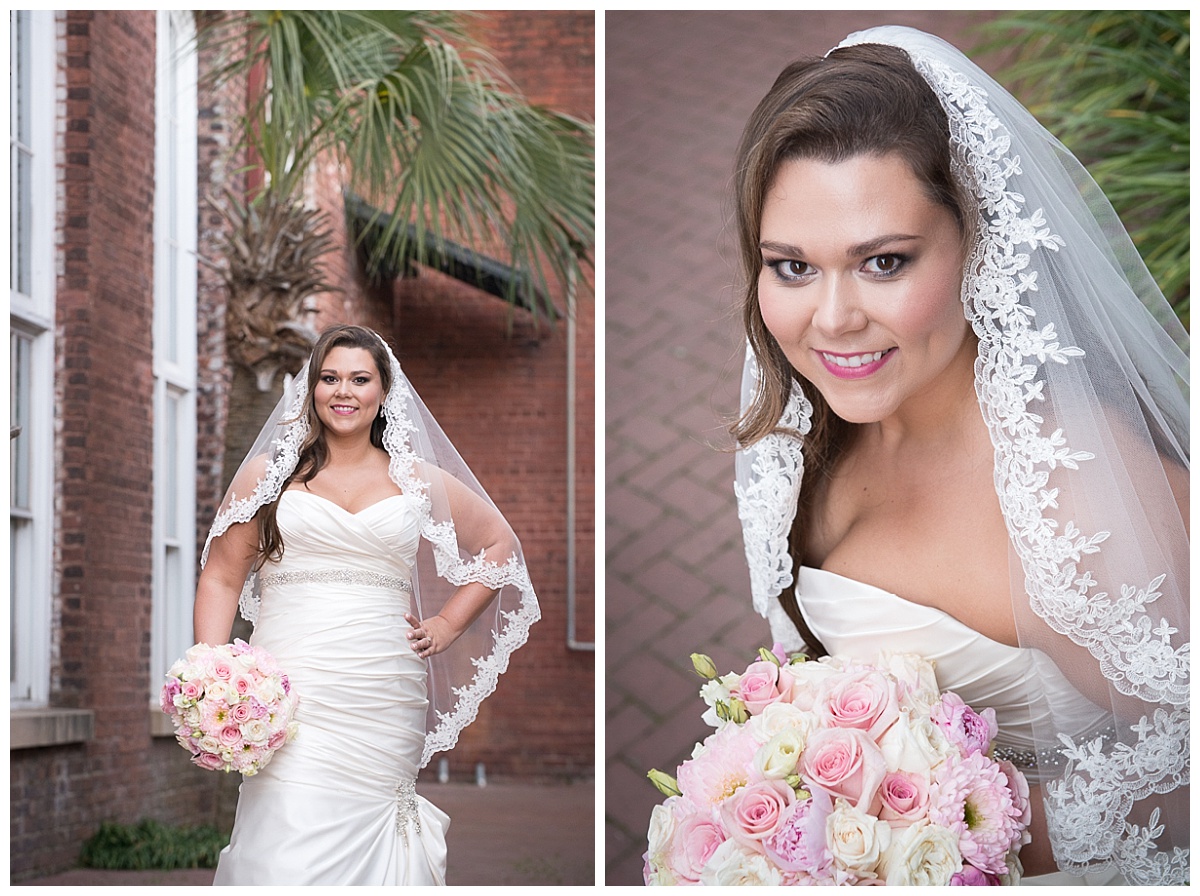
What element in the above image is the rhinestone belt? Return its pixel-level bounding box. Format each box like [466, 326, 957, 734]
[258, 568, 412, 593]
[992, 724, 1117, 771]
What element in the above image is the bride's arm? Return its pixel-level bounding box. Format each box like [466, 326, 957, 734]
[405, 467, 517, 658]
[193, 518, 259, 645]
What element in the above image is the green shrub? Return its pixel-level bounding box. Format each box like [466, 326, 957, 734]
[80, 818, 228, 870]
[976, 11, 1190, 327]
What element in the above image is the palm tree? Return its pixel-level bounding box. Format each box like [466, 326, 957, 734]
[199, 10, 595, 387]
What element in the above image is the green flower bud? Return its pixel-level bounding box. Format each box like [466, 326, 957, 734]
[758, 647, 781, 666]
[726, 697, 749, 724]
[647, 768, 681, 797]
[690, 652, 719, 679]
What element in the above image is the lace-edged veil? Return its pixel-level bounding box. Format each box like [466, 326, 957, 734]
[202, 329, 540, 769]
[734, 26, 1188, 884]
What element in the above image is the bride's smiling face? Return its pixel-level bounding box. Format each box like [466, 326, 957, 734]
[757, 153, 974, 426]
[313, 345, 385, 437]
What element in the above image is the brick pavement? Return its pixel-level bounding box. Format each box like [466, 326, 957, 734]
[19, 780, 594, 886]
[604, 11, 1002, 885]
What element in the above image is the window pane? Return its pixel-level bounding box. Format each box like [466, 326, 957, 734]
[11, 331, 31, 510]
[165, 392, 179, 538]
[11, 12, 32, 296]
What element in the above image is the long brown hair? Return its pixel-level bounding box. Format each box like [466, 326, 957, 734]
[255, 325, 395, 569]
[728, 44, 974, 654]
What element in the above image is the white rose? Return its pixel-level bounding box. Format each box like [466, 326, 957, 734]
[747, 701, 812, 743]
[242, 719, 270, 744]
[752, 727, 807, 780]
[881, 821, 962, 886]
[699, 838, 783, 886]
[876, 651, 941, 714]
[198, 734, 221, 754]
[646, 801, 677, 860]
[205, 680, 230, 703]
[878, 710, 952, 774]
[827, 798, 891, 877]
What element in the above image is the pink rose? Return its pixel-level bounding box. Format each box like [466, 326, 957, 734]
[736, 661, 793, 715]
[231, 673, 256, 697]
[211, 657, 234, 680]
[230, 702, 253, 723]
[817, 670, 900, 741]
[800, 727, 886, 813]
[879, 770, 930, 826]
[218, 724, 243, 747]
[267, 730, 288, 750]
[181, 679, 204, 701]
[668, 810, 727, 884]
[720, 779, 795, 851]
[194, 751, 225, 771]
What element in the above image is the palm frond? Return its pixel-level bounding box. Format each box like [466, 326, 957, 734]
[974, 11, 1189, 325]
[198, 10, 592, 321]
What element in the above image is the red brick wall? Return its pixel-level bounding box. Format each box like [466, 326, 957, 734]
[10, 11, 219, 881]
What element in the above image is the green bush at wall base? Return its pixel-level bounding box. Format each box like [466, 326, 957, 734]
[80, 818, 229, 870]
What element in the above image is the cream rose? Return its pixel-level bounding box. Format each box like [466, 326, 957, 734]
[878, 710, 952, 774]
[699, 839, 783, 886]
[644, 801, 678, 884]
[753, 727, 806, 780]
[785, 657, 842, 711]
[827, 798, 891, 878]
[747, 701, 812, 744]
[880, 821, 962, 886]
[876, 651, 940, 714]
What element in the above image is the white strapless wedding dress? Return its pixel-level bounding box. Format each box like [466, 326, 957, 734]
[788, 566, 1121, 886]
[213, 489, 449, 886]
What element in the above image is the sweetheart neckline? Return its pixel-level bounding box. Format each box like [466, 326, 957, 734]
[282, 488, 412, 517]
[798, 565, 1022, 654]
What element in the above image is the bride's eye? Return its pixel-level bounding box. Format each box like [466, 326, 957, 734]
[766, 259, 813, 283]
[863, 254, 907, 276]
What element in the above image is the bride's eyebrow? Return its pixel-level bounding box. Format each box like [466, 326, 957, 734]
[758, 234, 922, 257]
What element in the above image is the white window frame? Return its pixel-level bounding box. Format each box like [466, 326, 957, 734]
[10, 10, 58, 707]
[150, 9, 199, 695]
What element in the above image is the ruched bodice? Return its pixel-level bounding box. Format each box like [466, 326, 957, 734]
[213, 489, 449, 886]
[791, 566, 1110, 776]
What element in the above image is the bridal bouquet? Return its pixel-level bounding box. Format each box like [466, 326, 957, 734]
[160, 640, 299, 775]
[644, 647, 1030, 886]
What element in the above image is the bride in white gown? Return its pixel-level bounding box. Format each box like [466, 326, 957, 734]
[195, 324, 540, 885]
[730, 27, 1187, 884]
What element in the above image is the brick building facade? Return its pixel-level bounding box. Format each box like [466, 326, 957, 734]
[10, 10, 594, 881]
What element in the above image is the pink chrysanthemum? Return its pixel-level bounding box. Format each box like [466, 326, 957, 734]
[676, 722, 760, 808]
[928, 752, 1024, 875]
